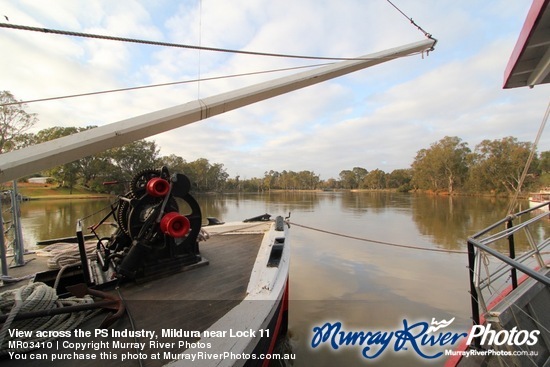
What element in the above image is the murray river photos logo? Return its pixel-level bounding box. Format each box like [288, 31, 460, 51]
[310, 317, 541, 360]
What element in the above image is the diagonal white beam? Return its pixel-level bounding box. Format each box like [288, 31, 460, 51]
[527, 45, 550, 87]
[0, 39, 435, 182]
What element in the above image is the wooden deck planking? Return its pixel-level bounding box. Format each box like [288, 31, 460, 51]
[1, 231, 265, 367]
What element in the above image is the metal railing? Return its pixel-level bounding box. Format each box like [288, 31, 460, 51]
[1, 182, 27, 281]
[467, 200, 550, 344]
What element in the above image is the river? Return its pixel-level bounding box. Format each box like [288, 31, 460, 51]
[2, 191, 546, 366]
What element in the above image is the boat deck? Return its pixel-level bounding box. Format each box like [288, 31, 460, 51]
[455, 268, 550, 367]
[1, 227, 266, 367]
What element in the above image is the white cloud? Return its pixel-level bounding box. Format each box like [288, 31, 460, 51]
[1, 0, 547, 180]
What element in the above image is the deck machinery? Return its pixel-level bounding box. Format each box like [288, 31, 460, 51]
[37, 167, 207, 291]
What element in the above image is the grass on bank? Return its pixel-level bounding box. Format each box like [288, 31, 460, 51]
[2, 182, 111, 200]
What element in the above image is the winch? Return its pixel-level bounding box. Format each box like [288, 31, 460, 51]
[34, 166, 208, 293]
[94, 166, 206, 282]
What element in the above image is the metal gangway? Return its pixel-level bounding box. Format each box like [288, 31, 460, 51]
[466, 201, 550, 365]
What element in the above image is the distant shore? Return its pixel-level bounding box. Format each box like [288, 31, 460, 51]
[2, 182, 533, 200]
[23, 194, 113, 200]
[2, 182, 112, 200]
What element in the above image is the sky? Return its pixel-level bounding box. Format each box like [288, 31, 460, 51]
[0, 0, 548, 180]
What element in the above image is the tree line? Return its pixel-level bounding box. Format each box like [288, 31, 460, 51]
[334, 136, 549, 195]
[1, 91, 548, 195]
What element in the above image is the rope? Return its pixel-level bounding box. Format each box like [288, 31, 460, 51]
[0, 20, 435, 107]
[206, 222, 274, 237]
[385, 0, 435, 41]
[34, 241, 98, 290]
[35, 241, 97, 270]
[0, 282, 100, 355]
[115, 286, 144, 367]
[289, 221, 467, 254]
[0, 22, 415, 62]
[481, 252, 493, 295]
[197, 0, 203, 100]
[0, 62, 333, 107]
[77, 200, 118, 223]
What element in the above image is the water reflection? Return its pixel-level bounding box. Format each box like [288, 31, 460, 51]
[2, 198, 116, 249]
[4, 192, 546, 367]
[341, 191, 412, 215]
[411, 195, 513, 251]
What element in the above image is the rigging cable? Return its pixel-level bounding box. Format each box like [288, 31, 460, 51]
[0, 13, 435, 106]
[385, 0, 435, 41]
[0, 13, 436, 106]
[0, 43, 431, 108]
[289, 221, 467, 254]
[0, 62, 334, 107]
[0, 22, 425, 62]
[197, 0, 203, 99]
[507, 99, 550, 214]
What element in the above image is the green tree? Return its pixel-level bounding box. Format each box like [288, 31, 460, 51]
[106, 140, 161, 188]
[321, 177, 340, 190]
[56, 162, 80, 194]
[0, 91, 37, 153]
[34, 126, 84, 190]
[387, 169, 413, 191]
[539, 151, 550, 173]
[296, 170, 320, 190]
[186, 158, 210, 191]
[411, 136, 470, 193]
[80, 152, 113, 191]
[263, 170, 279, 191]
[225, 176, 241, 191]
[352, 167, 369, 188]
[278, 170, 295, 190]
[339, 170, 357, 189]
[33, 126, 79, 142]
[468, 137, 537, 194]
[240, 177, 263, 192]
[207, 163, 229, 191]
[176, 158, 228, 192]
[538, 151, 550, 188]
[33, 126, 109, 191]
[161, 154, 188, 174]
[363, 169, 387, 189]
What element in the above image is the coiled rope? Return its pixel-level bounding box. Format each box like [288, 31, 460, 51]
[36, 241, 98, 290]
[0, 282, 100, 355]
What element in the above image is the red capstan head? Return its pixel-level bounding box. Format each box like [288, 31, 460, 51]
[146, 177, 170, 197]
[160, 212, 191, 238]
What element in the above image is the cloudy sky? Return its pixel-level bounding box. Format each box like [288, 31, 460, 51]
[0, 0, 548, 180]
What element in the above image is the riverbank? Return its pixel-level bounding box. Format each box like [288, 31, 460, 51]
[2, 182, 533, 200]
[1, 182, 112, 200]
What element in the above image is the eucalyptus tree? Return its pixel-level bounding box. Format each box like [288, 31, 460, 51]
[538, 151, 550, 188]
[469, 137, 537, 194]
[339, 170, 357, 189]
[411, 136, 470, 193]
[387, 169, 413, 190]
[0, 91, 37, 153]
[352, 167, 369, 188]
[105, 140, 161, 190]
[363, 169, 387, 189]
[33, 126, 102, 190]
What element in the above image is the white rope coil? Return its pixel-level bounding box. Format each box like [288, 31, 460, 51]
[35, 241, 97, 270]
[0, 282, 99, 355]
